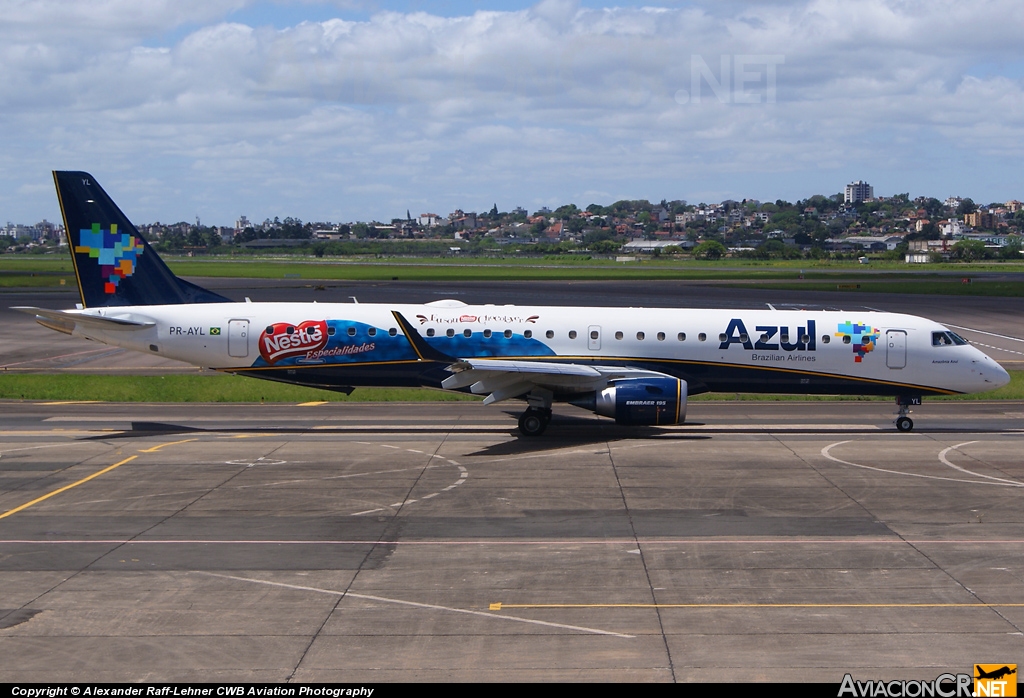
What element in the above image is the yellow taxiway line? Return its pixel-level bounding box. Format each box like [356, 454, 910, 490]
[0, 438, 198, 520]
[0, 455, 138, 520]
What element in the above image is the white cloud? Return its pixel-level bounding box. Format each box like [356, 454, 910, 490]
[2, 0, 1023, 224]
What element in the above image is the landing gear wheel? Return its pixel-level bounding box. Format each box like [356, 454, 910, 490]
[896, 416, 914, 432]
[518, 408, 549, 437]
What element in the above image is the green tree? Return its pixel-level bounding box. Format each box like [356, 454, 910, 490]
[692, 240, 727, 260]
[950, 239, 988, 261]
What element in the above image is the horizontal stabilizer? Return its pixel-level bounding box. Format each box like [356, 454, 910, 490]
[12, 306, 155, 333]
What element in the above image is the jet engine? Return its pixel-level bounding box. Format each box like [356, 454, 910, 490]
[592, 377, 687, 425]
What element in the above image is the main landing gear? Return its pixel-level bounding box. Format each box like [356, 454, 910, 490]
[518, 388, 554, 437]
[518, 407, 552, 436]
[895, 396, 921, 432]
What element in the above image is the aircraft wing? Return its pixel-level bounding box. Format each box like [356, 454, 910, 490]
[441, 357, 675, 404]
[12, 307, 155, 335]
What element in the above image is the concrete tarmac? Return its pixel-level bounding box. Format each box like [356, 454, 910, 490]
[1, 400, 1023, 682]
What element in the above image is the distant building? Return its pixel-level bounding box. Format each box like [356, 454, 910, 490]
[1006, 200, 1022, 213]
[844, 180, 874, 204]
[944, 196, 963, 209]
[418, 213, 442, 227]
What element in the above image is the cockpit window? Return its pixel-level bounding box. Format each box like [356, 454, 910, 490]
[933, 331, 968, 347]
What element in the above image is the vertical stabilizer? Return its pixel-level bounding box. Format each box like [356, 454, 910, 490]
[53, 171, 231, 307]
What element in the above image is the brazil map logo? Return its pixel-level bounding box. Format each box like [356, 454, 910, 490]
[74, 223, 144, 294]
[836, 321, 880, 363]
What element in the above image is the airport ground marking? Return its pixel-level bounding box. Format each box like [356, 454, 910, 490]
[139, 438, 198, 453]
[937, 441, 1024, 486]
[296, 401, 328, 406]
[0, 455, 138, 520]
[198, 572, 634, 638]
[348, 441, 468, 516]
[8, 537, 1024, 546]
[489, 602, 1024, 610]
[822, 441, 1024, 487]
[0, 437, 204, 519]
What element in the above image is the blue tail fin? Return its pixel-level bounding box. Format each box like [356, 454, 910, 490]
[53, 171, 231, 307]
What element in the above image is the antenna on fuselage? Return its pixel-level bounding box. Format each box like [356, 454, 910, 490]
[766, 303, 776, 310]
[350, 296, 359, 304]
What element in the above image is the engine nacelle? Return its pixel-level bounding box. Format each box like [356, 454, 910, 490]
[594, 377, 687, 425]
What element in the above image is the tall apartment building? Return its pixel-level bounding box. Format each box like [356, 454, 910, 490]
[844, 180, 874, 203]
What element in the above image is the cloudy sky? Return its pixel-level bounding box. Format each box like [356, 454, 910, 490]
[3, 0, 1023, 225]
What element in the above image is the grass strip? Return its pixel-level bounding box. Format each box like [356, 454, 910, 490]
[2, 371, 1020, 403]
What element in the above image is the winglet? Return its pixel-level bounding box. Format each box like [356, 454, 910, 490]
[392, 311, 455, 362]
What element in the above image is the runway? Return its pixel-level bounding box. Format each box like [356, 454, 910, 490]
[1, 400, 1023, 682]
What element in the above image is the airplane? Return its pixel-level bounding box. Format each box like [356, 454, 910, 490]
[13, 171, 1011, 436]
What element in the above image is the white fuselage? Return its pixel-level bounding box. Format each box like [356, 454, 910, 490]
[64, 301, 1009, 397]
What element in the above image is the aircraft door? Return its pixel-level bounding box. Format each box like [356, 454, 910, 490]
[228, 319, 250, 358]
[886, 330, 906, 369]
[588, 325, 601, 351]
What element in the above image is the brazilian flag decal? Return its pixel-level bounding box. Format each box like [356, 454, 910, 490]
[210, 327, 221, 335]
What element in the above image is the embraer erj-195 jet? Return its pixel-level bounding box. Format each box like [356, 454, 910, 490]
[15, 172, 1010, 435]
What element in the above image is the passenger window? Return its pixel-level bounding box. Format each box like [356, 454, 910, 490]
[738, 333, 747, 343]
[347, 327, 356, 336]
[286, 326, 295, 335]
[524, 330, 533, 339]
[760, 333, 769, 343]
[327, 326, 336, 336]
[780, 333, 790, 343]
[842, 335, 851, 344]
[504, 329, 512, 339]
[446, 329, 455, 338]
[569, 330, 577, 339]
[483, 329, 492, 338]
[265, 326, 275, 335]
[698, 333, 706, 342]
[368, 327, 376, 336]
[637, 332, 645, 340]
[718, 333, 727, 342]
[800, 334, 810, 344]
[389, 327, 397, 336]
[463, 329, 472, 337]
[657, 332, 665, 341]
[822, 335, 830, 344]
[590, 330, 599, 340]
[546, 330, 554, 339]
[426, 328, 435, 337]
[677, 332, 686, 341]
[615, 331, 623, 340]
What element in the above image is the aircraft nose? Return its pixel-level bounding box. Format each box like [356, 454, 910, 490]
[991, 362, 1011, 389]
[976, 351, 1011, 389]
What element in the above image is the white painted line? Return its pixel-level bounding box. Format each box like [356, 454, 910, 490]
[197, 572, 635, 638]
[821, 441, 1024, 488]
[943, 324, 1024, 344]
[937, 442, 1024, 486]
[351, 508, 385, 516]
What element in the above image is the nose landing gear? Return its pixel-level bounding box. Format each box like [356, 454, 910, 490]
[895, 395, 921, 432]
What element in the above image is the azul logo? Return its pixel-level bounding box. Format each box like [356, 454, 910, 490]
[836, 321, 879, 363]
[259, 320, 328, 364]
[719, 318, 817, 351]
[74, 223, 144, 294]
